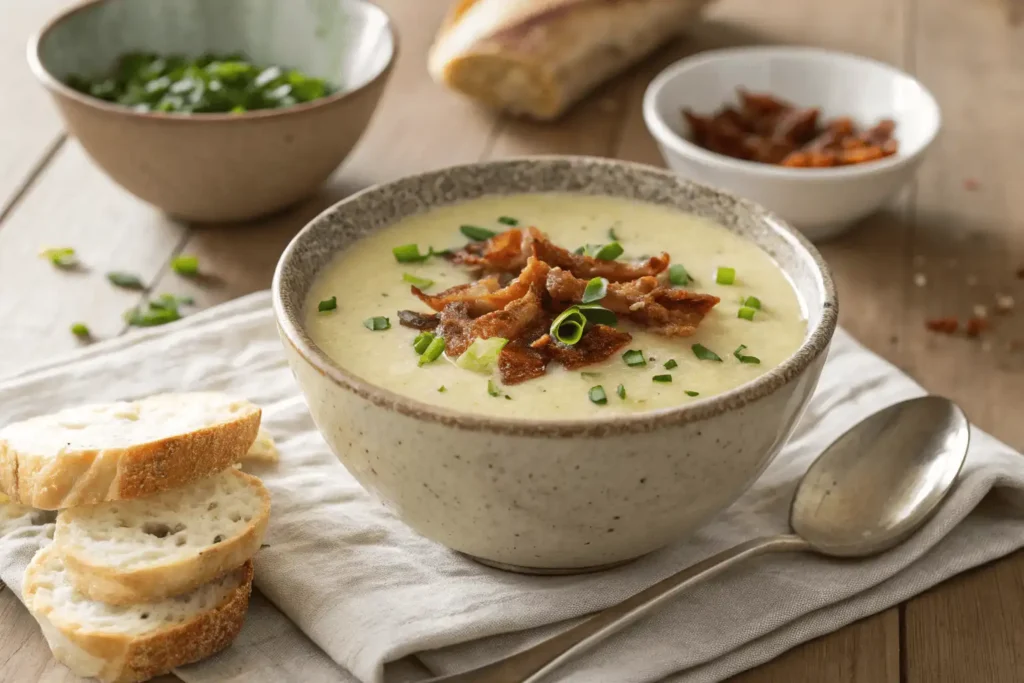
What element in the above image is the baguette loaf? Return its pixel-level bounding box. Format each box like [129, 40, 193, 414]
[429, 0, 713, 119]
[24, 545, 253, 683]
[0, 392, 261, 509]
[55, 467, 270, 605]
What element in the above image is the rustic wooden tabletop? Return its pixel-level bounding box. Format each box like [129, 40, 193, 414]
[3, 0, 1024, 681]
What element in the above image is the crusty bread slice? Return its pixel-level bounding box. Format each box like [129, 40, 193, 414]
[0, 392, 261, 509]
[24, 545, 253, 683]
[55, 468, 270, 605]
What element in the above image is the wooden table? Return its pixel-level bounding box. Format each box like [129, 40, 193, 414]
[3, 0, 1023, 680]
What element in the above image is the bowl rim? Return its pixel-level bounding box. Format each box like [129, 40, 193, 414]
[26, 0, 399, 123]
[643, 45, 942, 181]
[272, 156, 839, 438]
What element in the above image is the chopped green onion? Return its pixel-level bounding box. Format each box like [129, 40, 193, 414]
[738, 306, 757, 321]
[124, 305, 180, 327]
[171, 255, 199, 275]
[692, 343, 723, 362]
[582, 277, 608, 304]
[668, 264, 692, 286]
[742, 296, 762, 309]
[318, 296, 337, 312]
[573, 246, 586, 255]
[152, 293, 194, 310]
[580, 372, 601, 379]
[70, 322, 90, 338]
[592, 242, 624, 261]
[413, 332, 435, 354]
[577, 304, 617, 326]
[418, 336, 446, 365]
[622, 349, 646, 367]
[392, 244, 431, 263]
[652, 374, 672, 383]
[40, 247, 78, 268]
[685, 390, 700, 397]
[497, 216, 519, 226]
[663, 359, 678, 370]
[487, 379, 501, 397]
[733, 344, 761, 364]
[438, 386, 447, 393]
[608, 224, 621, 241]
[107, 271, 144, 289]
[550, 307, 587, 345]
[715, 266, 736, 285]
[456, 337, 508, 373]
[460, 225, 496, 241]
[363, 316, 390, 331]
[588, 385, 607, 405]
[616, 384, 626, 399]
[403, 273, 434, 289]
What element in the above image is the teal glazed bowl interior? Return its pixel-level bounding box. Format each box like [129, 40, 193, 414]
[273, 156, 839, 572]
[29, 0, 396, 222]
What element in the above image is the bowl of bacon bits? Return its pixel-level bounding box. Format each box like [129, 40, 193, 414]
[643, 46, 941, 241]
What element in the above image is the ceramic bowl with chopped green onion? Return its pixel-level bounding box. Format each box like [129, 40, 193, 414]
[28, 0, 396, 222]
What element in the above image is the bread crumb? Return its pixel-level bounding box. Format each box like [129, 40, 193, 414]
[973, 304, 989, 319]
[240, 428, 278, 464]
[914, 273, 928, 287]
[995, 294, 1015, 314]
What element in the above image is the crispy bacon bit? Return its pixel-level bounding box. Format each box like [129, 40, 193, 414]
[498, 315, 552, 385]
[437, 303, 475, 357]
[926, 317, 959, 334]
[397, 309, 439, 330]
[532, 324, 632, 369]
[965, 317, 988, 337]
[528, 227, 669, 282]
[414, 257, 550, 316]
[450, 229, 530, 273]
[440, 287, 548, 358]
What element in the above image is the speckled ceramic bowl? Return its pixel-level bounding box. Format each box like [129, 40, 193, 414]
[28, 0, 396, 223]
[273, 157, 838, 572]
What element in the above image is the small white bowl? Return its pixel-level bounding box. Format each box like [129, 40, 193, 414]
[643, 46, 941, 241]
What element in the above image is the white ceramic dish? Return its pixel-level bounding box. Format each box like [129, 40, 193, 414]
[643, 46, 941, 241]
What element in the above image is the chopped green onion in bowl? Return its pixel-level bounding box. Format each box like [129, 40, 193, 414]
[403, 273, 434, 289]
[738, 306, 757, 321]
[715, 266, 736, 285]
[591, 242, 624, 261]
[487, 379, 501, 397]
[588, 385, 608, 405]
[550, 307, 587, 345]
[171, 255, 199, 275]
[692, 343, 723, 362]
[742, 296, 762, 309]
[497, 216, 519, 226]
[652, 374, 672, 383]
[318, 296, 338, 313]
[460, 225, 497, 241]
[392, 244, 432, 263]
[663, 359, 678, 370]
[616, 384, 626, 399]
[363, 316, 390, 331]
[582, 277, 608, 304]
[685, 390, 700, 397]
[412, 332, 435, 354]
[622, 349, 646, 367]
[455, 337, 508, 373]
[734, 344, 761, 364]
[418, 336, 446, 365]
[668, 263, 692, 286]
[577, 304, 617, 326]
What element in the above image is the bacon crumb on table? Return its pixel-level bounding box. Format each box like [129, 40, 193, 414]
[926, 317, 959, 334]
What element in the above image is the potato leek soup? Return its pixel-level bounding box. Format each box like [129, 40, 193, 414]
[305, 194, 806, 419]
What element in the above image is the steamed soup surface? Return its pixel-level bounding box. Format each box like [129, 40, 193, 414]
[306, 194, 806, 419]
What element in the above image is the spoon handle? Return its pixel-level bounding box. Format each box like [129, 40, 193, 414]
[426, 534, 810, 683]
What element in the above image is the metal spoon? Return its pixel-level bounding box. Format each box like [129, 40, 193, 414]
[427, 396, 969, 683]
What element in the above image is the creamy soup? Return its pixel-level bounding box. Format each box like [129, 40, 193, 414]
[305, 194, 806, 419]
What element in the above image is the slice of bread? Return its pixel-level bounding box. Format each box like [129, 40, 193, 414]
[24, 545, 253, 683]
[0, 392, 261, 509]
[55, 467, 270, 605]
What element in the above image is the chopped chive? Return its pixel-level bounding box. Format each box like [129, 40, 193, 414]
[663, 359, 678, 370]
[40, 247, 78, 268]
[692, 343, 723, 362]
[608, 224, 621, 241]
[392, 244, 431, 263]
[413, 332, 435, 354]
[438, 386, 447, 393]
[582, 277, 608, 304]
[70, 322, 90, 338]
[580, 372, 601, 379]
[170, 255, 199, 275]
[715, 266, 736, 285]
[577, 304, 617, 326]
[460, 225, 497, 241]
[487, 379, 501, 397]
[622, 349, 646, 367]
[363, 316, 390, 331]
[107, 271, 144, 289]
[669, 263, 692, 286]
[550, 307, 587, 345]
[652, 374, 673, 383]
[504, 395, 512, 400]
[685, 390, 700, 397]
[418, 336, 446, 365]
[124, 305, 180, 327]
[738, 306, 757, 321]
[588, 385, 608, 405]
[616, 384, 626, 399]
[574, 245, 586, 255]
[593, 242, 624, 261]
[742, 296, 762, 309]
[733, 344, 761, 364]
[318, 296, 337, 312]
[497, 216, 519, 226]
[403, 273, 434, 289]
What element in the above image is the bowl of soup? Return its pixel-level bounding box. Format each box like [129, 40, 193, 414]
[273, 156, 837, 572]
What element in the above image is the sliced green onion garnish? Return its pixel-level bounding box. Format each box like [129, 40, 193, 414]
[733, 344, 761, 364]
[550, 307, 587, 345]
[668, 263, 692, 286]
[455, 337, 508, 373]
[392, 244, 431, 263]
[487, 379, 501, 397]
[685, 390, 700, 397]
[692, 343, 723, 362]
[738, 306, 756, 321]
[403, 273, 434, 289]
[171, 255, 199, 275]
[582, 277, 608, 304]
[418, 336, 446, 365]
[663, 359, 678, 370]
[574, 246, 586, 255]
[151, 293, 193, 310]
[70, 322, 90, 338]
[413, 332, 435, 354]
[616, 384, 626, 399]
[577, 303, 617, 326]
[715, 266, 736, 285]
[318, 296, 337, 312]
[460, 225, 497, 241]
[497, 216, 519, 226]
[593, 242, 624, 261]
[652, 374, 672, 383]
[40, 247, 78, 268]
[580, 371, 601, 379]
[608, 224, 620, 241]
[588, 385, 607, 405]
[124, 305, 180, 327]
[622, 349, 646, 367]
[363, 316, 390, 331]
[743, 296, 762, 309]
[107, 271, 144, 289]
[438, 386, 447, 393]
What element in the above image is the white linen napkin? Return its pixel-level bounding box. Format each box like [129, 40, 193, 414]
[2, 291, 1024, 683]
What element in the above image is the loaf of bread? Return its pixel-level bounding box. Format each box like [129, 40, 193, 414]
[429, 0, 713, 119]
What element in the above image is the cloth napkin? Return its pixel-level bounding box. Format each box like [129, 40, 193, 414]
[2, 291, 1024, 683]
